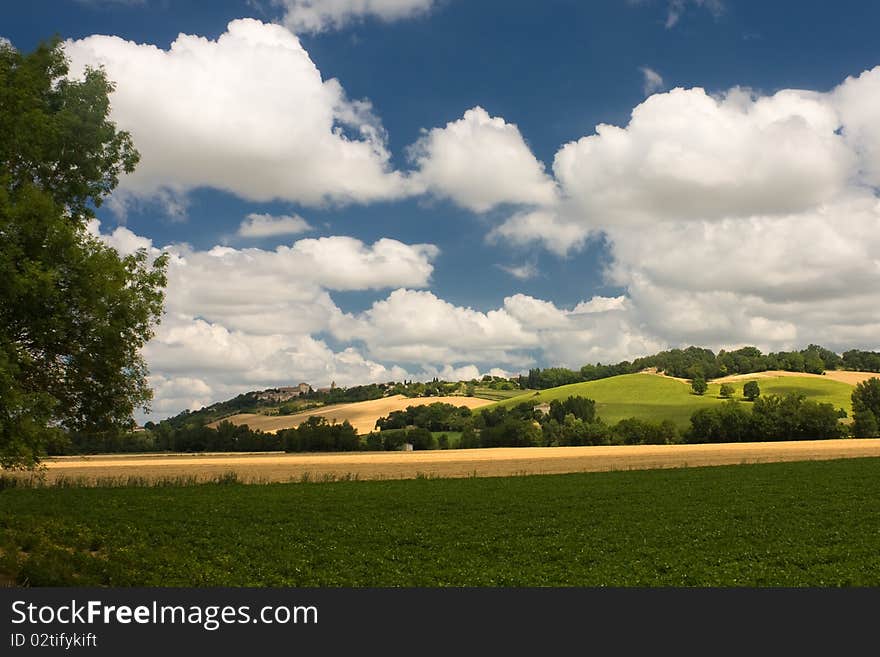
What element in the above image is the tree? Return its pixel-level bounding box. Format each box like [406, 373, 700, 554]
[1, 39, 168, 468]
[852, 410, 879, 438]
[719, 383, 735, 399]
[743, 381, 761, 401]
[851, 378, 880, 438]
[690, 377, 708, 396]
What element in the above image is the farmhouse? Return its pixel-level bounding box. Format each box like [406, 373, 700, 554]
[535, 402, 552, 415]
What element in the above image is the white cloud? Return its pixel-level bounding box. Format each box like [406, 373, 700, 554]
[484, 64, 880, 359]
[573, 296, 628, 314]
[338, 289, 539, 365]
[833, 65, 880, 188]
[604, 196, 880, 349]
[238, 213, 312, 238]
[92, 221, 583, 420]
[497, 261, 538, 280]
[86, 224, 441, 342]
[503, 294, 570, 330]
[336, 290, 665, 372]
[87, 219, 153, 255]
[640, 66, 664, 95]
[553, 85, 854, 228]
[150, 235, 437, 341]
[488, 209, 589, 257]
[275, 0, 436, 33]
[147, 375, 214, 418]
[665, 0, 724, 28]
[409, 106, 558, 212]
[64, 19, 407, 213]
[286, 237, 439, 291]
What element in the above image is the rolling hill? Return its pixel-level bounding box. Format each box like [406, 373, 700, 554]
[490, 372, 862, 427]
[208, 394, 494, 435]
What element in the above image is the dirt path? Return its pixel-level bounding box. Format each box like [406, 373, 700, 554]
[208, 394, 494, 435]
[27, 439, 880, 484]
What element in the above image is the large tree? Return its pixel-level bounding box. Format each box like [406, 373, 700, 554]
[852, 377, 880, 438]
[0, 39, 167, 468]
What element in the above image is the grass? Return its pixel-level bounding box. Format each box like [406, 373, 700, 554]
[472, 387, 533, 401]
[2, 458, 879, 586]
[431, 431, 462, 448]
[489, 373, 856, 427]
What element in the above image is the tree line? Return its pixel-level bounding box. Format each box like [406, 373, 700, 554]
[523, 345, 880, 390]
[44, 377, 880, 455]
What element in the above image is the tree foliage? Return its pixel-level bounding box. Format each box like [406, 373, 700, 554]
[686, 394, 847, 443]
[0, 39, 167, 468]
[743, 381, 761, 401]
[851, 378, 880, 438]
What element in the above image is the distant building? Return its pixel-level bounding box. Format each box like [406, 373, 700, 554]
[535, 402, 552, 415]
[255, 383, 312, 403]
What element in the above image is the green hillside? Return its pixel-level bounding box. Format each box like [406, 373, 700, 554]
[491, 373, 856, 427]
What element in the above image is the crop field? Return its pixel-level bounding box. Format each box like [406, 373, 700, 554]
[714, 369, 879, 386]
[2, 457, 880, 586]
[492, 373, 860, 426]
[23, 439, 880, 484]
[209, 394, 494, 435]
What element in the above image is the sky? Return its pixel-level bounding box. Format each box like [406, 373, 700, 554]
[3, 0, 880, 421]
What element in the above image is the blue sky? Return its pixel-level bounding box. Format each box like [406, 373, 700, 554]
[3, 1, 880, 419]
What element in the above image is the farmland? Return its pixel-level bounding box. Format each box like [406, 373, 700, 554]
[206, 371, 863, 440]
[491, 372, 858, 427]
[209, 394, 494, 435]
[3, 457, 880, 586]
[17, 438, 880, 484]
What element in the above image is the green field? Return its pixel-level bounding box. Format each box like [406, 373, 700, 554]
[431, 431, 462, 447]
[2, 458, 880, 586]
[471, 387, 533, 401]
[491, 374, 856, 427]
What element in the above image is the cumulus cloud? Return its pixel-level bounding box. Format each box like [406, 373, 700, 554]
[573, 296, 628, 314]
[338, 289, 539, 365]
[483, 64, 880, 358]
[93, 222, 648, 423]
[488, 209, 589, 257]
[833, 65, 880, 188]
[153, 235, 439, 342]
[64, 19, 407, 213]
[409, 106, 558, 212]
[275, 0, 436, 33]
[238, 213, 312, 238]
[553, 85, 854, 227]
[335, 289, 661, 371]
[88, 220, 458, 418]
